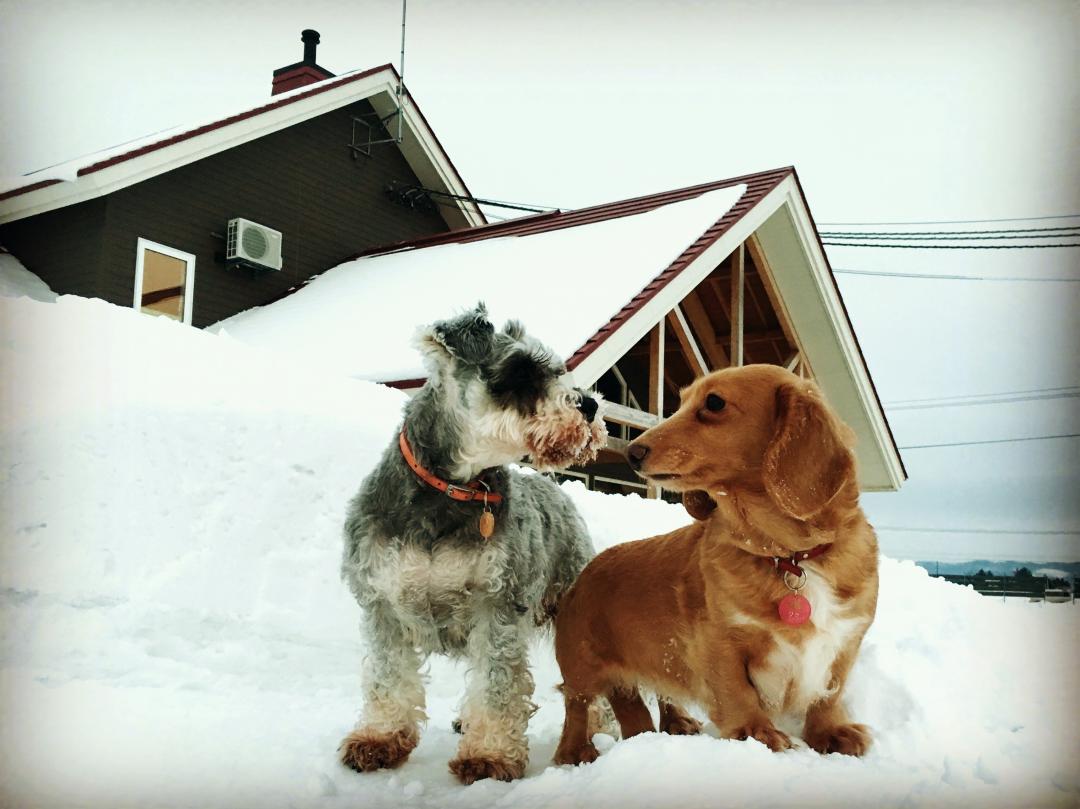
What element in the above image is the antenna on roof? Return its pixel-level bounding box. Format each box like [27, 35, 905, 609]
[347, 0, 409, 156]
[397, 0, 407, 144]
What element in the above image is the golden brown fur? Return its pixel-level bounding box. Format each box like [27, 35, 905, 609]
[553, 364, 878, 764]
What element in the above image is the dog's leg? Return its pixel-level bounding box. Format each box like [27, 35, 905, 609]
[340, 604, 427, 773]
[607, 686, 655, 738]
[802, 644, 872, 756]
[657, 697, 702, 736]
[553, 688, 600, 766]
[449, 612, 535, 785]
[704, 651, 792, 752]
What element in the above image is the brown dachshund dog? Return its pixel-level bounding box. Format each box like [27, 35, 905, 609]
[553, 364, 878, 765]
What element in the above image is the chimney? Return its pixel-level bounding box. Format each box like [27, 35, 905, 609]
[272, 29, 335, 96]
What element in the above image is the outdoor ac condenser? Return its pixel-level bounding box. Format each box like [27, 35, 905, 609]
[226, 218, 283, 271]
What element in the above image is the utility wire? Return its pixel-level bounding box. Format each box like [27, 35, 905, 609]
[875, 526, 1080, 536]
[818, 214, 1080, 226]
[833, 268, 1080, 282]
[420, 187, 558, 214]
[823, 232, 1080, 241]
[900, 433, 1080, 449]
[821, 226, 1080, 237]
[823, 241, 1080, 249]
[886, 385, 1080, 407]
[886, 390, 1080, 411]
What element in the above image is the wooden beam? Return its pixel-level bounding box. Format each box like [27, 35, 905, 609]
[605, 435, 632, 453]
[730, 243, 745, 367]
[746, 234, 811, 377]
[744, 328, 789, 345]
[666, 306, 708, 377]
[647, 321, 665, 499]
[784, 351, 800, 372]
[602, 403, 660, 430]
[680, 289, 730, 369]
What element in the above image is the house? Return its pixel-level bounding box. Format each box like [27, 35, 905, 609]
[0, 30, 483, 328]
[1, 33, 904, 496]
[214, 167, 907, 496]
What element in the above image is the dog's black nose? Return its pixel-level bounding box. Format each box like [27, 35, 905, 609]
[626, 442, 649, 469]
[577, 395, 599, 422]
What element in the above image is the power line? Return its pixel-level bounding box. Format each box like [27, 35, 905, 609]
[900, 433, 1080, 449]
[823, 232, 1080, 242]
[886, 391, 1080, 411]
[821, 226, 1080, 237]
[886, 385, 1080, 407]
[420, 187, 558, 214]
[833, 268, 1080, 282]
[875, 526, 1080, 536]
[818, 213, 1080, 226]
[823, 241, 1080, 249]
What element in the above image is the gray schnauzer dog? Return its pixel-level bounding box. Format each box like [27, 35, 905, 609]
[339, 304, 607, 784]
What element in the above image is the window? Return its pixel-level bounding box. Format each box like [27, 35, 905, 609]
[133, 238, 195, 324]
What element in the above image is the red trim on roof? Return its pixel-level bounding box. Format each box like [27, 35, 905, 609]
[374, 167, 792, 387]
[0, 178, 63, 203]
[1, 64, 484, 225]
[561, 169, 791, 371]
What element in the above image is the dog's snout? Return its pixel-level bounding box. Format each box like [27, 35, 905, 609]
[626, 442, 650, 469]
[577, 394, 599, 422]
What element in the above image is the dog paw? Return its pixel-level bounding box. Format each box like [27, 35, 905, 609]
[729, 722, 792, 752]
[339, 728, 416, 772]
[553, 742, 600, 767]
[659, 710, 702, 736]
[805, 722, 872, 757]
[449, 755, 526, 784]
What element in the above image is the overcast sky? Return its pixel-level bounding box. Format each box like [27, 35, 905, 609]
[2, 0, 1078, 562]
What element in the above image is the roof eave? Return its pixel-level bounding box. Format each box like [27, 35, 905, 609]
[0, 65, 486, 229]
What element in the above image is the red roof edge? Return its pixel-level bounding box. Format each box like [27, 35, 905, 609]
[0, 177, 64, 203]
[562, 168, 792, 373]
[1, 63, 484, 227]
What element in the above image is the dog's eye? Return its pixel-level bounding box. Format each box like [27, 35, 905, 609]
[705, 393, 726, 412]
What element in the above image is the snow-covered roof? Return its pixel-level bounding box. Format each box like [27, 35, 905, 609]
[213, 166, 905, 492]
[213, 183, 746, 383]
[0, 65, 485, 229]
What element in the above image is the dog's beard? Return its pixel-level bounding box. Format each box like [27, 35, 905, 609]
[525, 411, 607, 471]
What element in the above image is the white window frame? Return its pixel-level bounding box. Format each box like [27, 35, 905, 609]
[133, 237, 196, 325]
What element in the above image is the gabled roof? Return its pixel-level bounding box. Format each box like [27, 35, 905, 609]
[0, 65, 486, 229]
[212, 166, 905, 491]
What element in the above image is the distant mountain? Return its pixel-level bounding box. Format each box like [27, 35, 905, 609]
[917, 559, 1080, 579]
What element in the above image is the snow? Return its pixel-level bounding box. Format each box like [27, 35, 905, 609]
[0, 67, 384, 198]
[0, 251, 57, 302]
[2, 287, 1078, 809]
[210, 184, 747, 382]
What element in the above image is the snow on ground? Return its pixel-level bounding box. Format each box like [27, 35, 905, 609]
[2, 288, 1078, 809]
[210, 184, 746, 382]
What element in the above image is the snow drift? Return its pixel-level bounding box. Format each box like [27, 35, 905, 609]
[1, 278, 1077, 808]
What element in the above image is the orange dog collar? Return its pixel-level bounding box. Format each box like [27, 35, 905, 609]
[398, 429, 504, 506]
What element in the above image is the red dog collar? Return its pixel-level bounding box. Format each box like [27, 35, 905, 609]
[398, 429, 503, 506]
[773, 544, 833, 578]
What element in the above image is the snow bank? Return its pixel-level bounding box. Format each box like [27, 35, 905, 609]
[2, 292, 1077, 809]
[0, 251, 56, 302]
[210, 184, 746, 382]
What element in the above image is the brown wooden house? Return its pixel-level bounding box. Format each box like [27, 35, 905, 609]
[0, 31, 484, 328]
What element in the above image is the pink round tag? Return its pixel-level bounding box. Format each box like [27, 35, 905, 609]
[778, 593, 812, 626]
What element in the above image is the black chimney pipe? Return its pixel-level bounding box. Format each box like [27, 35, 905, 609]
[301, 29, 320, 64]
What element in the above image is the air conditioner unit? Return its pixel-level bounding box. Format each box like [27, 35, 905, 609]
[226, 218, 283, 271]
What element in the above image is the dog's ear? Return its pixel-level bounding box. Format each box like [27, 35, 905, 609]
[683, 490, 717, 521]
[763, 382, 856, 521]
[502, 319, 526, 341]
[415, 304, 494, 368]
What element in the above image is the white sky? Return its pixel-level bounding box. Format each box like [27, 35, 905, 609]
[1, 0, 1077, 562]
